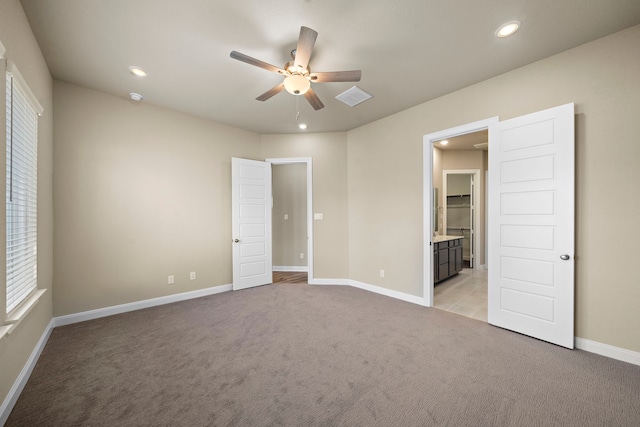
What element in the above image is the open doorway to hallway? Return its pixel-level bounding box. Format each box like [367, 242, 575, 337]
[268, 157, 314, 283]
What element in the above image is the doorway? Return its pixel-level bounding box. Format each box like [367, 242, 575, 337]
[423, 103, 575, 348]
[422, 117, 497, 309]
[443, 170, 481, 269]
[266, 158, 314, 282]
[433, 136, 488, 321]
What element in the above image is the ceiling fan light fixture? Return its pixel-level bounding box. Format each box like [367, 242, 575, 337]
[283, 74, 310, 95]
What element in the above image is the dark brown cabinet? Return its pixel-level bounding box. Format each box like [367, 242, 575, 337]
[434, 238, 463, 284]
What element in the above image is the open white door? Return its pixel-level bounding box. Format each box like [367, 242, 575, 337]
[488, 103, 575, 348]
[232, 157, 273, 290]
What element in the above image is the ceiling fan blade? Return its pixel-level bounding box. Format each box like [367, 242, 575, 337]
[293, 26, 318, 70]
[230, 51, 285, 74]
[303, 88, 324, 110]
[256, 83, 285, 101]
[309, 70, 362, 83]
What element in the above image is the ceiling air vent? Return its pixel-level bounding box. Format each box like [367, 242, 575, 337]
[335, 86, 372, 107]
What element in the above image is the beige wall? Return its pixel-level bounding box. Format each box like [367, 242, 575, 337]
[261, 133, 349, 279]
[347, 24, 640, 352]
[0, 0, 54, 410]
[272, 163, 307, 268]
[53, 81, 261, 316]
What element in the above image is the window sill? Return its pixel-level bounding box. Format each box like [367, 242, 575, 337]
[0, 289, 47, 341]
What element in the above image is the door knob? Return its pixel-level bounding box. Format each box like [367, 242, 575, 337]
[234, 239, 240, 243]
[560, 254, 570, 260]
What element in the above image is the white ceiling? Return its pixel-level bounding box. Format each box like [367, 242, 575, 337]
[19, 0, 640, 134]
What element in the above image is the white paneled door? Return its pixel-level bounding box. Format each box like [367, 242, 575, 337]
[488, 103, 575, 348]
[232, 158, 273, 290]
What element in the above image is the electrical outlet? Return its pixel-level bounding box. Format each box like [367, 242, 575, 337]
[284, 214, 289, 220]
[168, 275, 175, 285]
[190, 271, 196, 280]
[379, 270, 385, 278]
[300, 253, 304, 259]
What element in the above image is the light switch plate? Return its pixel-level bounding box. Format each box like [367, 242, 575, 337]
[314, 213, 324, 220]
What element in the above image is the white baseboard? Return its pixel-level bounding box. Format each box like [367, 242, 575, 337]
[0, 318, 55, 426]
[575, 337, 640, 366]
[348, 280, 426, 306]
[54, 284, 232, 327]
[309, 278, 350, 286]
[273, 266, 309, 272]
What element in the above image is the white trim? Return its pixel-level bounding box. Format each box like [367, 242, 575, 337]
[0, 319, 55, 426]
[1, 290, 48, 339]
[348, 280, 426, 306]
[273, 266, 309, 272]
[309, 278, 350, 286]
[423, 117, 499, 307]
[6, 61, 44, 116]
[266, 157, 314, 283]
[54, 285, 231, 327]
[575, 338, 640, 366]
[6, 289, 47, 324]
[0, 40, 6, 58]
[1, 290, 48, 341]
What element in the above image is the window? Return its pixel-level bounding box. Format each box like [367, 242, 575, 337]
[5, 69, 40, 314]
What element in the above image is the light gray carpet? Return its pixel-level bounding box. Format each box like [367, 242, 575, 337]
[7, 282, 640, 426]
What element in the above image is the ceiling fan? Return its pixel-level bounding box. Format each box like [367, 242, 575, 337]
[230, 26, 362, 110]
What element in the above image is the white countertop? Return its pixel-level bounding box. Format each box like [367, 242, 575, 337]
[433, 235, 464, 243]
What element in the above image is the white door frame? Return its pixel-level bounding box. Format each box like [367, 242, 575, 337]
[442, 169, 481, 270]
[266, 157, 314, 282]
[423, 117, 498, 307]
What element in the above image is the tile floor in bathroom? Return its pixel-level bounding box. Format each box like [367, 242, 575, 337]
[434, 267, 488, 321]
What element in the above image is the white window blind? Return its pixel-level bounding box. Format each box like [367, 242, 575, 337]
[6, 71, 39, 313]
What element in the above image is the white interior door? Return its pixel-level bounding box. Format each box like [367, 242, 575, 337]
[232, 157, 272, 290]
[488, 103, 575, 348]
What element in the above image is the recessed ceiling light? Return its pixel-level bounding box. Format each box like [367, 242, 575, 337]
[129, 92, 143, 101]
[440, 140, 449, 145]
[496, 20, 521, 38]
[298, 123, 308, 130]
[129, 66, 148, 77]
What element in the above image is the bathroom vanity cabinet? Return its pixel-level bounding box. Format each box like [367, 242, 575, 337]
[433, 236, 463, 284]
